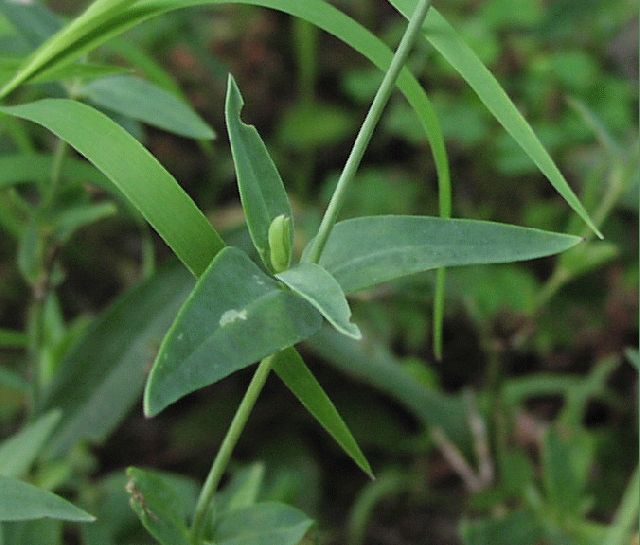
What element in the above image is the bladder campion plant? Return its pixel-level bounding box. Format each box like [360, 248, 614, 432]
[0, 0, 604, 543]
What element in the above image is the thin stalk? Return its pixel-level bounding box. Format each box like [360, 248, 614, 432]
[46, 138, 68, 207]
[191, 355, 275, 543]
[304, 0, 433, 264]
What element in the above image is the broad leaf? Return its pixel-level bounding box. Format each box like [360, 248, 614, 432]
[0, 410, 61, 478]
[390, 0, 599, 237]
[461, 510, 543, 545]
[225, 75, 292, 270]
[1, 519, 63, 545]
[144, 247, 323, 416]
[0, 475, 94, 522]
[272, 348, 372, 477]
[81, 75, 215, 140]
[276, 263, 360, 339]
[125, 467, 193, 545]
[215, 463, 265, 515]
[0, 99, 224, 276]
[211, 502, 314, 545]
[43, 262, 194, 455]
[0, 0, 61, 48]
[305, 216, 582, 293]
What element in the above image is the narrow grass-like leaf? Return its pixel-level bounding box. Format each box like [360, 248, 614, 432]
[81, 75, 215, 139]
[0, 328, 28, 348]
[125, 467, 192, 545]
[144, 247, 323, 417]
[276, 263, 361, 339]
[43, 263, 193, 455]
[225, 75, 292, 269]
[389, 0, 600, 237]
[212, 502, 314, 545]
[273, 348, 372, 477]
[0, 153, 111, 191]
[0, 99, 224, 276]
[0, 475, 95, 522]
[0, 0, 139, 98]
[0, 410, 61, 478]
[304, 216, 582, 294]
[306, 326, 472, 447]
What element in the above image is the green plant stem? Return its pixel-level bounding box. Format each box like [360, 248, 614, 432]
[304, 0, 433, 264]
[191, 354, 275, 543]
[46, 138, 68, 206]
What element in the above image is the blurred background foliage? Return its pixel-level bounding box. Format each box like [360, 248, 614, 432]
[0, 0, 637, 544]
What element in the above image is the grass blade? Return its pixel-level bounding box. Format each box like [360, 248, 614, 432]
[389, 0, 601, 238]
[0, 99, 224, 276]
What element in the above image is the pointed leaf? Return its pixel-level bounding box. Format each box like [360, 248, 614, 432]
[389, 1, 600, 237]
[144, 247, 323, 416]
[0, 99, 224, 276]
[0, 410, 61, 478]
[212, 502, 314, 545]
[43, 262, 194, 455]
[225, 75, 293, 270]
[273, 348, 372, 477]
[304, 216, 582, 293]
[125, 467, 193, 545]
[81, 75, 215, 140]
[277, 263, 360, 339]
[0, 475, 94, 522]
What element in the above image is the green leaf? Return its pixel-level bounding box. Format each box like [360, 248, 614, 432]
[0, 99, 224, 276]
[0, 153, 111, 191]
[305, 216, 582, 294]
[144, 247, 323, 416]
[277, 264, 360, 339]
[52, 202, 117, 241]
[272, 348, 372, 477]
[305, 326, 471, 446]
[0, 410, 61, 478]
[43, 263, 193, 455]
[215, 463, 265, 515]
[461, 510, 543, 545]
[0, 329, 28, 349]
[0, 0, 139, 98]
[389, 0, 600, 238]
[1, 519, 63, 545]
[225, 75, 292, 270]
[543, 428, 593, 518]
[32, 62, 131, 85]
[81, 75, 215, 140]
[125, 467, 192, 545]
[625, 349, 640, 371]
[211, 502, 314, 545]
[0, 0, 61, 48]
[0, 475, 94, 522]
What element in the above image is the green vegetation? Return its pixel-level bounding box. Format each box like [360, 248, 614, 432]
[0, 0, 637, 543]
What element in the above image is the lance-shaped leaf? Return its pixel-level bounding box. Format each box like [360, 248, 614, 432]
[273, 348, 372, 477]
[0, 410, 61, 478]
[126, 468, 197, 545]
[276, 263, 361, 339]
[0, 475, 95, 522]
[225, 75, 293, 271]
[304, 216, 582, 294]
[211, 502, 314, 545]
[389, 0, 600, 238]
[81, 75, 215, 140]
[144, 247, 322, 416]
[0, 99, 224, 276]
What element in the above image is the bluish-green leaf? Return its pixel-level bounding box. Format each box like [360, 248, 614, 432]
[81, 75, 215, 140]
[0, 99, 224, 276]
[125, 467, 193, 545]
[144, 247, 323, 416]
[0, 410, 61, 478]
[225, 75, 292, 270]
[273, 348, 372, 477]
[305, 216, 582, 293]
[0, 475, 94, 522]
[389, 0, 599, 237]
[211, 502, 314, 545]
[277, 263, 360, 339]
[43, 262, 194, 455]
